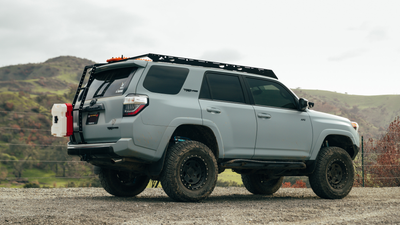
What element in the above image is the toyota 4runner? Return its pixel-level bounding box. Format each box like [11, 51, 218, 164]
[51, 53, 360, 202]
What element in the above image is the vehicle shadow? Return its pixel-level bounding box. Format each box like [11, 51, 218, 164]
[81, 192, 322, 203]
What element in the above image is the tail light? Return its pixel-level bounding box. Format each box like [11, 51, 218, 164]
[123, 94, 148, 116]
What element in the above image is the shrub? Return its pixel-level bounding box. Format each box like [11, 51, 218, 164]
[281, 180, 307, 188]
[216, 180, 243, 187]
[23, 182, 40, 188]
[4, 102, 14, 111]
[282, 182, 292, 188]
[64, 181, 76, 188]
[291, 180, 307, 188]
[90, 178, 102, 187]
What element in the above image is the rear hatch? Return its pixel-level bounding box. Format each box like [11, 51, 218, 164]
[72, 65, 140, 144]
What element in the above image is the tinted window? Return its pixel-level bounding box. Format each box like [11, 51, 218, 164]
[85, 67, 136, 100]
[246, 77, 297, 109]
[143, 66, 189, 94]
[205, 73, 245, 103]
[199, 76, 211, 99]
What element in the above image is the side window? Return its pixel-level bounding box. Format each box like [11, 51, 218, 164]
[201, 73, 245, 103]
[199, 76, 211, 99]
[246, 77, 297, 110]
[143, 66, 189, 94]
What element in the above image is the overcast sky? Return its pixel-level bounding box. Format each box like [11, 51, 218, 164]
[1, 0, 399, 96]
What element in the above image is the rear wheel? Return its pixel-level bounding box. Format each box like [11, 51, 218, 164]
[242, 174, 283, 195]
[309, 147, 354, 199]
[99, 168, 150, 197]
[160, 141, 218, 202]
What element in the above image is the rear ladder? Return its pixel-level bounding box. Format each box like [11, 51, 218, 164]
[70, 64, 104, 144]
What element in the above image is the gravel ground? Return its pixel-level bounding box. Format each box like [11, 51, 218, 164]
[1, 187, 399, 224]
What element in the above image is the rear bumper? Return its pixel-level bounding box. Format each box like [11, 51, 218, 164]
[68, 145, 118, 158]
[68, 138, 160, 162]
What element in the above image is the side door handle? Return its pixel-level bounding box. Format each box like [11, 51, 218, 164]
[257, 113, 271, 119]
[206, 107, 221, 114]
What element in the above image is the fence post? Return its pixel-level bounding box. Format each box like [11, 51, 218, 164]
[362, 136, 364, 187]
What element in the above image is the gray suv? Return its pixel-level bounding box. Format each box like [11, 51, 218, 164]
[51, 53, 360, 202]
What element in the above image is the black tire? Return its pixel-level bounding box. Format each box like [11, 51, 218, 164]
[99, 168, 150, 197]
[242, 174, 283, 195]
[309, 147, 354, 199]
[160, 141, 218, 202]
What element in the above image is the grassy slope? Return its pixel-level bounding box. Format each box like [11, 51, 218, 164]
[1, 56, 399, 188]
[293, 89, 400, 139]
[297, 89, 400, 112]
[0, 56, 94, 95]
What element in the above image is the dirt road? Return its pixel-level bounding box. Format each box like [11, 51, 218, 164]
[1, 187, 399, 224]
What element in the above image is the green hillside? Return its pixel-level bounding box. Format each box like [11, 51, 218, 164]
[293, 89, 400, 139]
[0, 56, 96, 188]
[0, 56, 94, 95]
[0, 56, 399, 188]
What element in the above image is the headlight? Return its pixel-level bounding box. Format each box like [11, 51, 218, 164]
[351, 122, 359, 132]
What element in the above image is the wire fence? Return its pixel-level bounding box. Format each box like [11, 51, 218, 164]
[0, 133, 399, 187]
[0, 127, 50, 132]
[353, 136, 400, 187]
[0, 110, 51, 115]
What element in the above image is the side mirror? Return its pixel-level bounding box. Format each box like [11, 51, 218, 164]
[299, 98, 314, 111]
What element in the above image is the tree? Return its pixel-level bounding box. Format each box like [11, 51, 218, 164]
[0, 165, 8, 182]
[369, 117, 400, 187]
[7, 140, 39, 178]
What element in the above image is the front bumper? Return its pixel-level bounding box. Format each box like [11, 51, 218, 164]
[352, 144, 360, 160]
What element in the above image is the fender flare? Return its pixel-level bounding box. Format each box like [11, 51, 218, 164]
[147, 117, 225, 177]
[309, 129, 358, 160]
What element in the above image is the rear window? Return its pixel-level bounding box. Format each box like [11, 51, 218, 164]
[143, 66, 189, 94]
[84, 67, 136, 100]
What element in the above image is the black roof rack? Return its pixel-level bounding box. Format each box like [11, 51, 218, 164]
[126, 53, 277, 79]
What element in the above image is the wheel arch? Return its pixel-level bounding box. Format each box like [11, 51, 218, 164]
[171, 124, 220, 160]
[324, 135, 357, 159]
[311, 131, 358, 160]
[147, 124, 222, 179]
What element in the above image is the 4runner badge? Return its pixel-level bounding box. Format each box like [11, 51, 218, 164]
[184, 89, 198, 93]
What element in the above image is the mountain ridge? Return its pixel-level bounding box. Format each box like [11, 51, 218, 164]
[1, 56, 399, 139]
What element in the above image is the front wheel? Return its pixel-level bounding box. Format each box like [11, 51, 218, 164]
[242, 174, 283, 195]
[99, 168, 150, 197]
[160, 141, 218, 202]
[309, 147, 354, 199]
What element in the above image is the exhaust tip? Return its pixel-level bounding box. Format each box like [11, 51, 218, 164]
[111, 158, 123, 164]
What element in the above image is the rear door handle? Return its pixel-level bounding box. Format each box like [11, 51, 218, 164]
[206, 107, 221, 114]
[257, 113, 271, 119]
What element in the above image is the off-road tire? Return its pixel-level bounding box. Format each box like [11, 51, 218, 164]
[160, 141, 218, 202]
[99, 168, 150, 197]
[309, 147, 354, 199]
[242, 174, 283, 195]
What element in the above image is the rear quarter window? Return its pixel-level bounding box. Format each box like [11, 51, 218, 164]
[143, 66, 189, 95]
